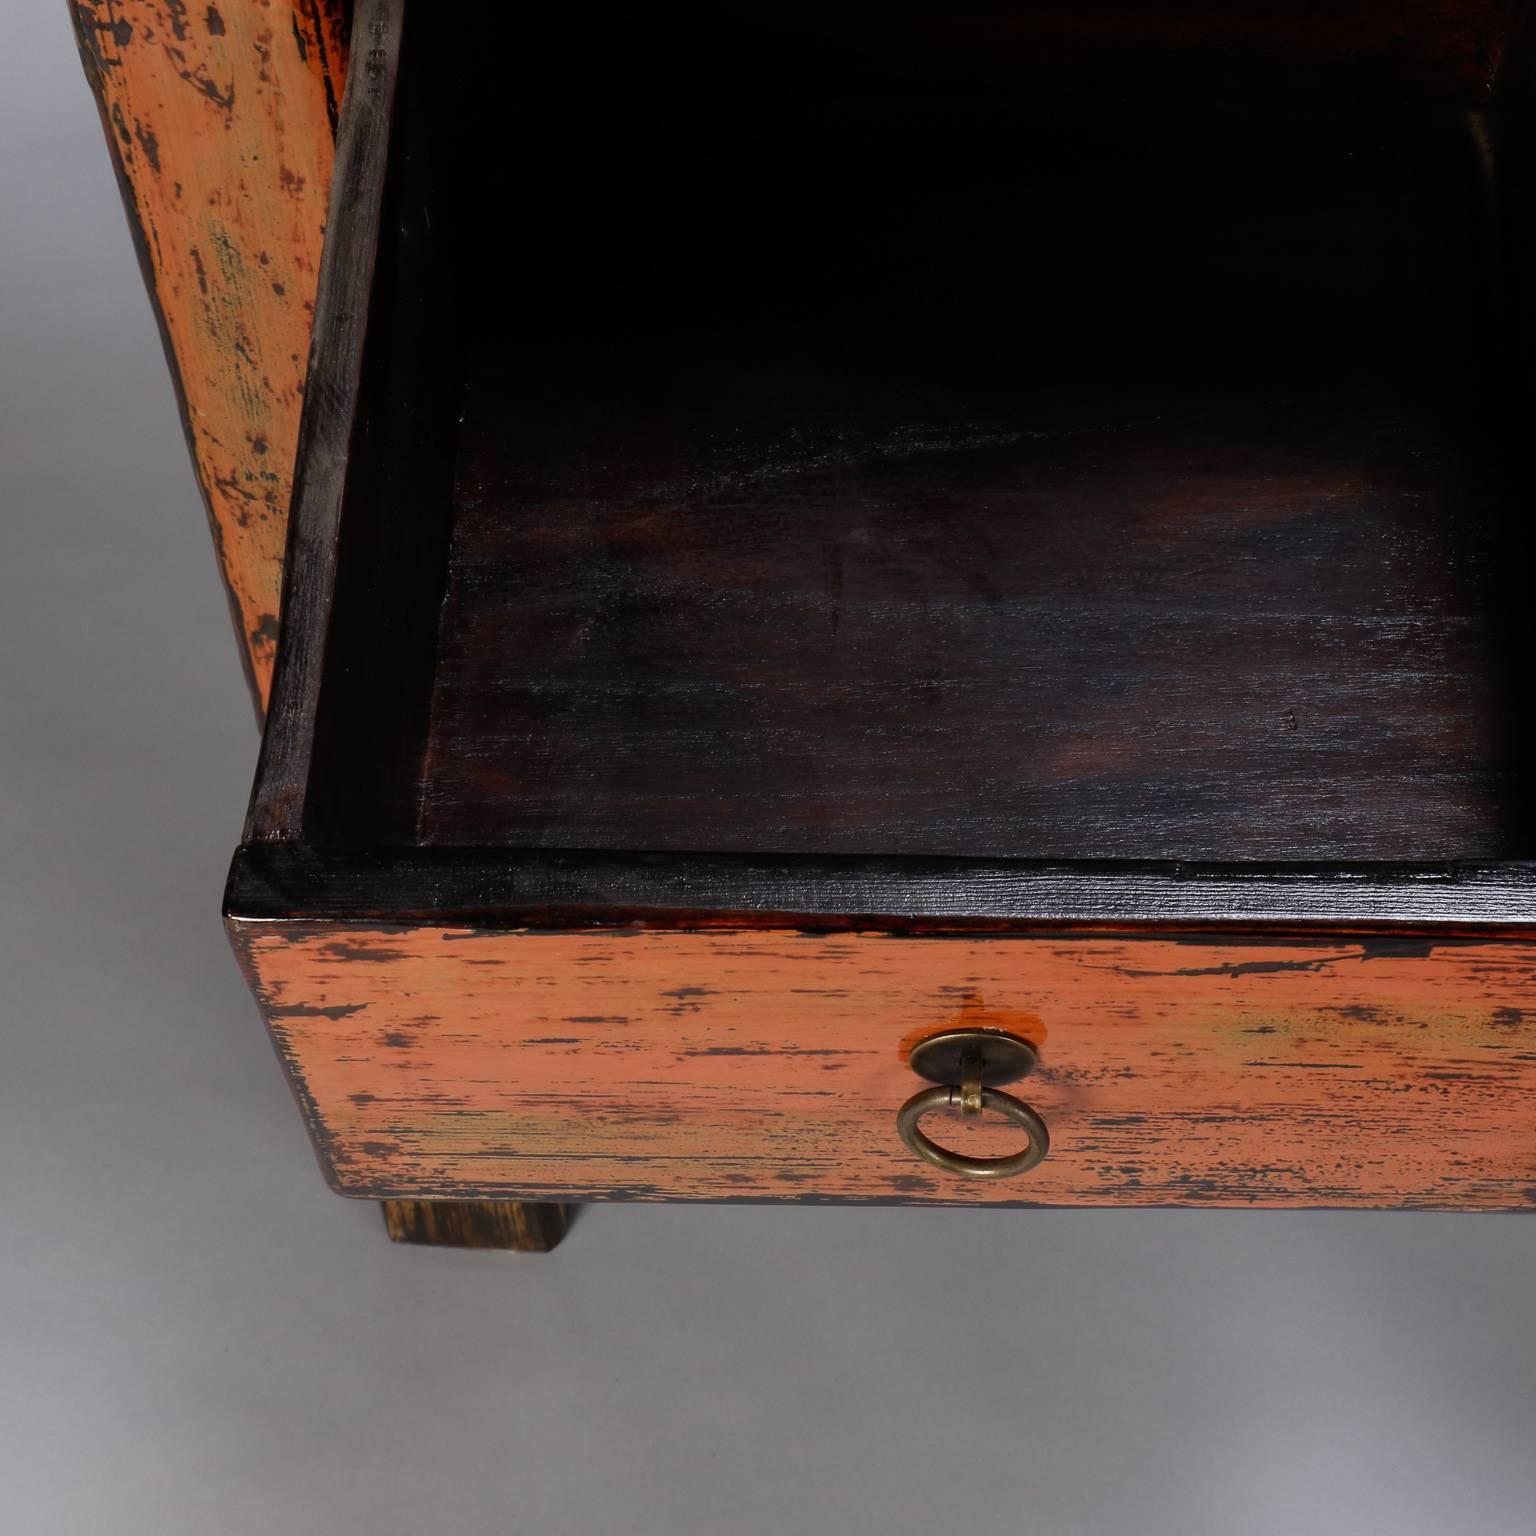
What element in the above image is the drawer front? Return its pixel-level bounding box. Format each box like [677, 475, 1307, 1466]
[230, 924, 1536, 1208]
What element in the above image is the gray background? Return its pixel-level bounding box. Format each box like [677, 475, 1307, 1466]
[4, 10, 1536, 1534]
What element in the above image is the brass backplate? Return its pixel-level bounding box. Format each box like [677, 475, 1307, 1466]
[907, 1028, 1038, 1086]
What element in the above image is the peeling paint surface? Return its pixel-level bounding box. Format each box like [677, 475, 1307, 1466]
[233, 924, 1536, 1208]
[72, 0, 349, 705]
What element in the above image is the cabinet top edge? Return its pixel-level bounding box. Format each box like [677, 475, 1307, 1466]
[224, 844, 1536, 936]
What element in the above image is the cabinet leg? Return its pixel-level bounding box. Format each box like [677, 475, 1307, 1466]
[380, 1199, 571, 1252]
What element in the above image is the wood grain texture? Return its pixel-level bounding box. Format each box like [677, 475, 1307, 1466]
[227, 844, 1536, 934]
[282, 25, 1535, 861]
[247, 0, 403, 835]
[71, 0, 349, 708]
[427, 373, 1523, 861]
[230, 921, 1536, 1209]
[248, 5, 1536, 855]
[380, 1198, 569, 1251]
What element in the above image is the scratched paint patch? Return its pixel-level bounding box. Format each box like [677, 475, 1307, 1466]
[231, 923, 1536, 1208]
[72, 0, 349, 703]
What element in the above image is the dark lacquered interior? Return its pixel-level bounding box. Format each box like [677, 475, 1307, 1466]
[303, 7, 1536, 861]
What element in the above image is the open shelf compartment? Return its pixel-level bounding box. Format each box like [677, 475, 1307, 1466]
[241, 0, 1536, 930]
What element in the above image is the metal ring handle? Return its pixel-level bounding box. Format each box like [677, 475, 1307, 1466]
[896, 1084, 1050, 1180]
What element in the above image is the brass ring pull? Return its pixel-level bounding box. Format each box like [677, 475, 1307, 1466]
[896, 1028, 1050, 1180]
[897, 1084, 1050, 1179]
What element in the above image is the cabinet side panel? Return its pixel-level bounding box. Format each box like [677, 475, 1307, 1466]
[71, 0, 349, 708]
[229, 921, 1536, 1208]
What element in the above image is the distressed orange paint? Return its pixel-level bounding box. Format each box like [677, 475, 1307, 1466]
[72, 0, 349, 707]
[896, 992, 1048, 1064]
[230, 923, 1536, 1208]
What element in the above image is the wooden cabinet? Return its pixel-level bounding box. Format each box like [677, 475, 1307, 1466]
[232, 891, 1536, 1208]
[85, 1, 1536, 1224]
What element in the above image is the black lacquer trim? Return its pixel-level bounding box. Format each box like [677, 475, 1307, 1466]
[226, 844, 1536, 932]
[245, 0, 405, 841]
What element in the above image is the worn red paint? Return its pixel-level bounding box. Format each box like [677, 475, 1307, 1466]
[230, 923, 1536, 1208]
[72, 0, 349, 707]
